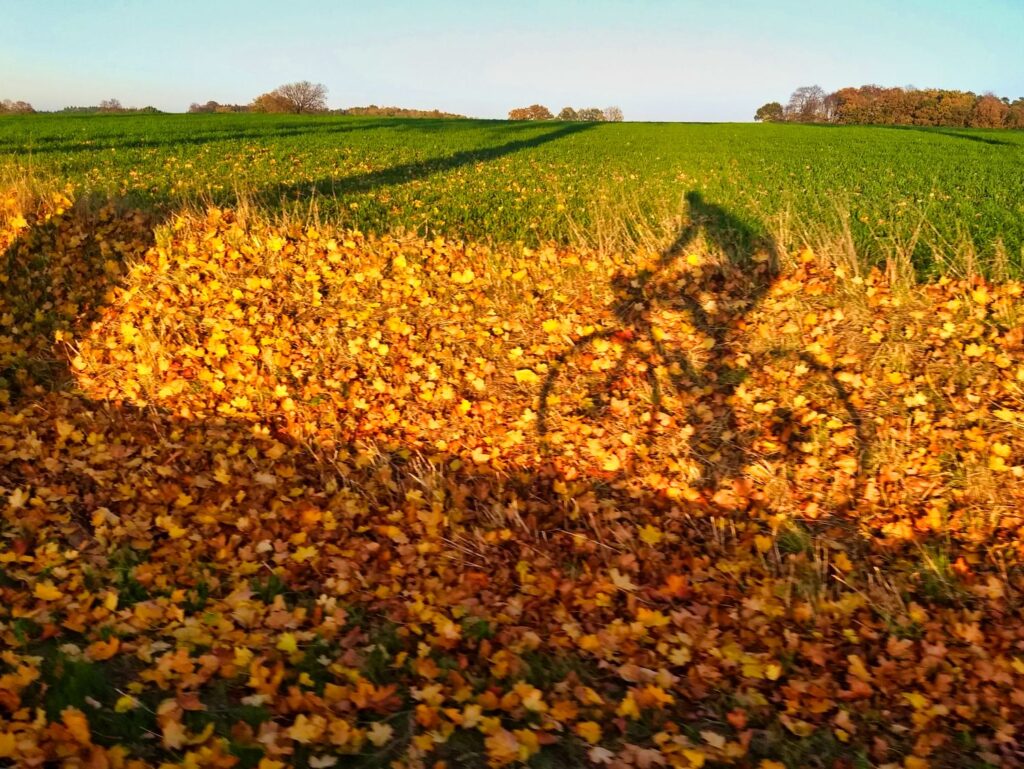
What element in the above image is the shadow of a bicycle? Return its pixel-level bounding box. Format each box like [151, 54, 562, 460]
[539, 191, 869, 512]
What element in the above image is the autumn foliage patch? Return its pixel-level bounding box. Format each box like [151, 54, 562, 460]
[2, 190, 1024, 767]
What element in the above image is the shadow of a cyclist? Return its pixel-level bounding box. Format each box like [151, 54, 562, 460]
[539, 191, 868, 510]
[603, 191, 780, 489]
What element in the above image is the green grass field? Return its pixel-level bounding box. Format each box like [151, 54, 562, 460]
[3, 113, 1023, 273]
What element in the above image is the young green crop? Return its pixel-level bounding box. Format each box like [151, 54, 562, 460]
[2, 113, 1022, 274]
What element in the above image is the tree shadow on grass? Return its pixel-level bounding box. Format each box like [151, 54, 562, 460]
[0, 194, 157, 399]
[0, 118, 399, 157]
[891, 125, 1018, 147]
[257, 120, 597, 203]
[797, 123, 1019, 148]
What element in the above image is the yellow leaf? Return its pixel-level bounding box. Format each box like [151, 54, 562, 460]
[639, 524, 663, 546]
[964, 343, 987, 357]
[834, 552, 854, 572]
[34, 581, 63, 601]
[610, 568, 637, 592]
[616, 693, 640, 719]
[514, 368, 540, 384]
[780, 714, 814, 737]
[575, 721, 602, 744]
[86, 637, 120, 661]
[0, 732, 16, 758]
[602, 453, 622, 472]
[288, 714, 325, 743]
[847, 654, 871, 682]
[701, 730, 726, 749]
[188, 720, 216, 745]
[485, 729, 521, 765]
[989, 455, 1009, 472]
[62, 707, 92, 745]
[903, 691, 929, 710]
[8, 487, 29, 509]
[683, 749, 706, 767]
[277, 633, 299, 654]
[366, 721, 394, 747]
[115, 695, 139, 713]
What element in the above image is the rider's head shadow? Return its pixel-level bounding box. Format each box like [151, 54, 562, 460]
[652, 191, 780, 331]
[607, 191, 780, 346]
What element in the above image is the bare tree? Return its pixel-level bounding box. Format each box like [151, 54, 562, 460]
[98, 98, 124, 113]
[577, 107, 604, 122]
[273, 81, 329, 114]
[786, 85, 826, 122]
[0, 99, 35, 114]
[603, 106, 624, 122]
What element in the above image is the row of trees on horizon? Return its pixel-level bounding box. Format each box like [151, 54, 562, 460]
[190, 82, 467, 117]
[0, 83, 466, 119]
[1, 98, 163, 115]
[757, 85, 1024, 129]
[9, 82, 1024, 128]
[508, 105, 624, 121]
[4, 87, 626, 123]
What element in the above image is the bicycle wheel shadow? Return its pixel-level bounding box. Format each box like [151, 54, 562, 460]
[539, 191, 869, 511]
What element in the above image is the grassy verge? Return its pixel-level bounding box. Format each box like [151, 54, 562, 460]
[2, 115, 1023, 277]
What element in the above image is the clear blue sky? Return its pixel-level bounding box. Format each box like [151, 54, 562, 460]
[3, 0, 1022, 120]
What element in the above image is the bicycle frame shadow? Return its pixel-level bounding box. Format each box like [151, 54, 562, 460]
[538, 191, 869, 511]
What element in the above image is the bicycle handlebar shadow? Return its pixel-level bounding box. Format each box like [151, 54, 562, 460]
[538, 191, 870, 511]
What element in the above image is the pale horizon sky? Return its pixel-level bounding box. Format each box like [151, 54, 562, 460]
[3, 0, 1023, 121]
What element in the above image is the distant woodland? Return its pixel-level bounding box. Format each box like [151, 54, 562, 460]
[757, 85, 1024, 129]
